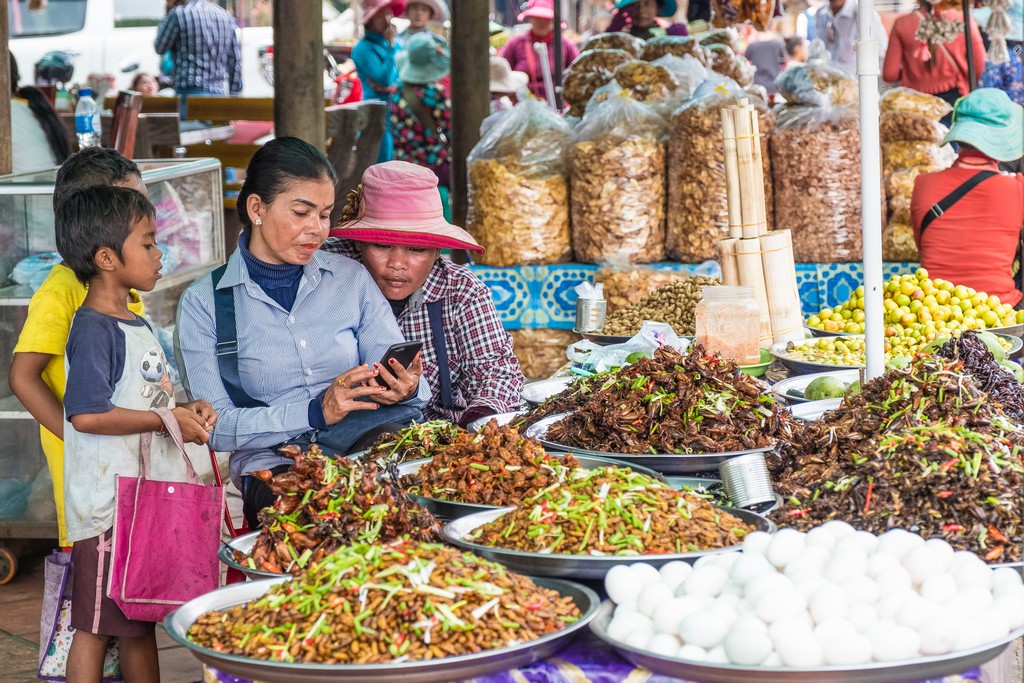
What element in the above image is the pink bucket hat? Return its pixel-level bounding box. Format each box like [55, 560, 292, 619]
[331, 161, 483, 252]
[361, 0, 407, 24]
[518, 0, 555, 21]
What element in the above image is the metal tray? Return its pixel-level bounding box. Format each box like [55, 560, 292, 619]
[523, 414, 775, 475]
[772, 369, 862, 404]
[788, 398, 844, 422]
[218, 531, 276, 581]
[521, 377, 573, 405]
[467, 410, 527, 433]
[589, 600, 1024, 683]
[572, 329, 632, 345]
[397, 454, 666, 521]
[164, 576, 599, 683]
[441, 506, 775, 580]
[809, 327, 863, 338]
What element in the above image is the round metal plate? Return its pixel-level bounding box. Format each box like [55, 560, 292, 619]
[788, 398, 844, 422]
[589, 600, 1024, 682]
[572, 329, 632, 345]
[219, 531, 275, 581]
[467, 410, 527, 433]
[441, 506, 775, 580]
[398, 454, 666, 521]
[772, 369, 862, 404]
[164, 577, 599, 683]
[523, 414, 776, 475]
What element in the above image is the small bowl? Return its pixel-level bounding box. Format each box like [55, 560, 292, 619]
[739, 348, 773, 377]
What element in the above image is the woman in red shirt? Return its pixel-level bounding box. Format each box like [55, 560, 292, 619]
[911, 88, 1024, 306]
[499, 0, 579, 100]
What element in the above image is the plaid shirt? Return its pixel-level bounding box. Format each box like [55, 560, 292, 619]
[155, 0, 242, 95]
[323, 241, 524, 423]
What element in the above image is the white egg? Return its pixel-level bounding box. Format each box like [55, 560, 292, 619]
[764, 653, 782, 666]
[871, 624, 921, 661]
[810, 584, 849, 624]
[638, 582, 675, 617]
[820, 520, 856, 540]
[847, 603, 879, 632]
[944, 593, 980, 618]
[676, 644, 707, 661]
[606, 565, 642, 604]
[920, 573, 958, 603]
[958, 585, 995, 611]
[776, 630, 824, 666]
[732, 614, 769, 635]
[805, 525, 837, 551]
[769, 615, 815, 645]
[824, 550, 868, 584]
[952, 559, 994, 591]
[646, 632, 682, 656]
[866, 552, 900, 579]
[630, 562, 663, 587]
[997, 594, 1024, 630]
[730, 553, 775, 587]
[608, 612, 655, 641]
[683, 564, 730, 598]
[624, 628, 655, 650]
[813, 618, 857, 645]
[705, 646, 730, 663]
[953, 618, 990, 651]
[822, 632, 873, 665]
[876, 589, 916, 621]
[715, 592, 741, 611]
[745, 573, 793, 604]
[767, 528, 807, 569]
[714, 552, 741, 572]
[875, 529, 918, 559]
[652, 598, 695, 635]
[874, 566, 913, 597]
[895, 594, 938, 630]
[720, 583, 744, 598]
[755, 589, 807, 624]
[923, 537, 955, 570]
[993, 583, 1024, 602]
[992, 567, 1024, 590]
[708, 603, 739, 628]
[743, 530, 773, 556]
[794, 575, 827, 601]
[724, 628, 773, 666]
[658, 561, 694, 591]
[902, 545, 942, 586]
[678, 612, 729, 649]
[614, 600, 640, 618]
[784, 556, 824, 581]
[977, 605, 1011, 642]
[838, 530, 879, 555]
[843, 576, 880, 606]
[918, 611, 959, 655]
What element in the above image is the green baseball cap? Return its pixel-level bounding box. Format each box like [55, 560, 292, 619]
[943, 88, 1024, 162]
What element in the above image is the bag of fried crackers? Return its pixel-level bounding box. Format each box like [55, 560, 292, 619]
[467, 98, 572, 267]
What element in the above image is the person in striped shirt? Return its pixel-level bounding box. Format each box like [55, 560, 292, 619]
[154, 0, 242, 115]
[327, 161, 524, 427]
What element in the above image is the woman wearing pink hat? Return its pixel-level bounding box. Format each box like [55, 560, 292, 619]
[326, 161, 525, 427]
[396, 0, 448, 50]
[499, 0, 579, 100]
[352, 0, 407, 162]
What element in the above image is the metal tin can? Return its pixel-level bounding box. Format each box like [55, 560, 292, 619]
[575, 299, 607, 333]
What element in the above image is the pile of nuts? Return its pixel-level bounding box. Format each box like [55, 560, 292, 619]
[602, 277, 721, 336]
[598, 267, 693, 312]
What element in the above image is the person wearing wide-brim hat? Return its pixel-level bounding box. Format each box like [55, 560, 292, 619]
[911, 88, 1024, 308]
[391, 32, 452, 188]
[608, 0, 688, 40]
[326, 161, 525, 427]
[396, 0, 448, 50]
[488, 55, 529, 112]
[352, 0, 407, 163]
[498, 0, 579, 99]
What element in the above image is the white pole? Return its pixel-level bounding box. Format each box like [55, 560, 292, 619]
[533, 42, 558, 109]
[857, 0, 884, 379]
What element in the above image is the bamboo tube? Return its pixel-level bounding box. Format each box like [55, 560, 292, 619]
[747, 105, 769, 236]
[721, 106, 743, 239]
[733, 100, 766, 239]
[718, 237, 740, 286]
[760, 230, 805, 344]
[735, 237, 774, 346]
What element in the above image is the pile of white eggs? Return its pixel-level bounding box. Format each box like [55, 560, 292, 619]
[604, 521, 1024, 668]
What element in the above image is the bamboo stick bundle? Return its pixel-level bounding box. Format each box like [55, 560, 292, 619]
[760, 230, 805, 344]
[718, 237, 740, 286]
[746, 105, 769, 236]
[720, 107, 743, 239]
[735, 237, 774, 347]
[732, 100, 767, 239]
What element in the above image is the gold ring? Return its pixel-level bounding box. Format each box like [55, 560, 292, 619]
[337, 378, 347, 388]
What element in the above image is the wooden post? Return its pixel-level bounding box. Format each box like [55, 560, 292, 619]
[0, 0, 11, 175]
[450, 0, 490, 229]
[273, 1, 325, 151]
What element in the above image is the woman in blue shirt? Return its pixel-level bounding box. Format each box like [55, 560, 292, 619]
[176, 137, 428, 529]
[353, 0, 407, 162]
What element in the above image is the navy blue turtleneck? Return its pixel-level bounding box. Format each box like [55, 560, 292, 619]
[238, 231, 303, 312]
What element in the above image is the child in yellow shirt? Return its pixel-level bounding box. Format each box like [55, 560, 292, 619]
[8, 148, 147, 546]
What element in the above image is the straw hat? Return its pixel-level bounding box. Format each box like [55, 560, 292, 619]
[402, 0, 448, 23]
[489, 56, 529, 94]
[614, 0, 680, 17]
[361, 0, 407, 24]
[943, 88, 1024, 162]
[397, 32, 450, 84]
[518, 0, 555, 21]
[331, 162, 483, 252]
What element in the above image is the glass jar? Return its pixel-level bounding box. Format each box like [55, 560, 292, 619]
[694, 286, 761, 365]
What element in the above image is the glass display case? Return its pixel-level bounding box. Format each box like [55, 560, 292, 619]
[0, 157, 224, 546]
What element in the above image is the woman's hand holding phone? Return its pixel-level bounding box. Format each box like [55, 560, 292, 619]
[371, 352, 423, 405]
[321, 364, 387, 425]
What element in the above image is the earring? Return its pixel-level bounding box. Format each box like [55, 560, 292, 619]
[255, 218, 262, 227]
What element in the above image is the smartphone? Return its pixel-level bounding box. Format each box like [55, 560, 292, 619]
[375, 341, 424, 389]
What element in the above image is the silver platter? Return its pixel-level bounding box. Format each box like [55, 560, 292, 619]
[521, 376, 573, 405]
[398, 454, 665, 521]
[523, 414, 775, 475]
[467, 410, 526, 433]
[572, 329, 631, 345]
[441, 506, 775, 580]
[590, 600, 1024, 683]
[788, 398, 843, 422]
[164, 576, 598, 683]
[772, 369, 862, 404]
[219, 531, 275, 581]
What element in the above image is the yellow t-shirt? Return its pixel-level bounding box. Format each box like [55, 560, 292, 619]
[12, 263, 144, 545]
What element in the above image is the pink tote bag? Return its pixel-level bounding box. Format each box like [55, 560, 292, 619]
[107, 407, 223, 622]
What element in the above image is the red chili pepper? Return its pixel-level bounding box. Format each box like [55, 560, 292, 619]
[988, 525, 1009, 543]
[863, 482, 873, 514]
[936, 491, 954, 499]
[940, 458, 959, 472]
[788, 508, 810, 517]
[395, 633, 406, 646]
[986, 546, 1005, 561]
[525, 599, 543, 611]
[942, 523, 963, 532]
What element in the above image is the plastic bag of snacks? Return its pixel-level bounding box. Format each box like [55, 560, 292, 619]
[775, 42, 858, 106]
[581, 32, 645, 58]
[705, 44, 755, 86]
[885, 164, 940, 199]
[771, 104, 867, 262]
[569, 94, 668, 264]
[650, 54, 708, 101]
[879, 86, 953, 120]
[562, 48, 633, 114]
[642, 36, 709, 65]
[467, 98, 572, 266]
[879, 110, 948, 143]
[668, 77, 775, 261]
[587, 62, 681, 118]
[699, 28, 741, 53]
[881, 141, 955, 176]
[883, 222, 918, 262]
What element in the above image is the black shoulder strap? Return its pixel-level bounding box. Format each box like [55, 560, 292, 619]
[919, 171, 998, 237]
[212, 263, 268, 408]
[426, 300, 455, 410]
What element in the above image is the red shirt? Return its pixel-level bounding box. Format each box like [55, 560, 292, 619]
[882, 10, 985, 96]
[499, 32, 579, 100]
[911, 156, 1024, 306]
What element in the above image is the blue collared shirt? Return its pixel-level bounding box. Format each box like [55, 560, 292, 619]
[175, 246, 429, 459]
